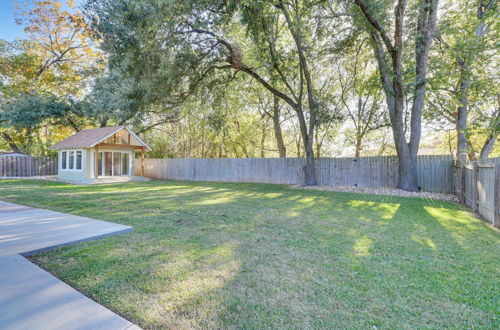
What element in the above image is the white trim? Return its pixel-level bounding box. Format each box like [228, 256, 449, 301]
[88, 127, 123, 148]
[96, 150, 132, 177]
[124, 127, 152, 150]
[60, 150, 65, 170]
[60, 149, 84, 172]
[90, 150, 95, 178]
[88, 127, 152, 150]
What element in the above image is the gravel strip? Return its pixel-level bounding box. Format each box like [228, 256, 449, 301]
[292, 185, 459, 202]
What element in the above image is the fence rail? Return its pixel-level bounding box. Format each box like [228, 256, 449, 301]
[0, 156, 57, 177]
[457, 157, 500, 226]
[135, 155, 454, 193]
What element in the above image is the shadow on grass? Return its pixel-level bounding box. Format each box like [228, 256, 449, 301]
[0, 179, 498, 328]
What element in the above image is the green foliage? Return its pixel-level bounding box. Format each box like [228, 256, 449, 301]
[0, 0, 104, 154]
[1, 94, 70, 129]
[1, 0, 497, 159]
[427, 0, 499, 156]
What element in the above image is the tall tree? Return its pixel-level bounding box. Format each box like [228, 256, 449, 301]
[251, 88, 288, 158]
[337, 37, 387, 157]
[87, 0, 347, 185]
[353, 0, 439, 191]
[1, 0, 102, 153]
[429, 0, 498, 160]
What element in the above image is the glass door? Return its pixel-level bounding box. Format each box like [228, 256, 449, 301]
[97, 151, 130, 176]
[104, 152, 112, 176]
[98, 152, 103, 176]
[113, 152, 121, 176]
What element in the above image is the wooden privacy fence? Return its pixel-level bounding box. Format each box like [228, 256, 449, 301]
[455, 157, 500, 226]
[135, 155, 454, 193]
[0, 156, 58, 177]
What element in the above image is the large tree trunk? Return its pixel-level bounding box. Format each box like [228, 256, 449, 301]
[272, 96, 286, 158]
[296, 105, 316, 185]
[2, 133, 21, 153]
[304, 146, 316, 186]
[279, 1, 317, 185]
[396, 144, 419, 191]
[391, 99, 420, 191]
[456, 106, 469, 160]
[358, 0, 436, 192]
[295, 109, 316, 185]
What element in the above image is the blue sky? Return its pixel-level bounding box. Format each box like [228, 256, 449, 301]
[0, 0, 83, 41]
[0, 1, 26, 41]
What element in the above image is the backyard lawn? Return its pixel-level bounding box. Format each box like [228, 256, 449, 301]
[0, 179, 499, 329]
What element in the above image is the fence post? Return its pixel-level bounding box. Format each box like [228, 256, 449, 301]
[494, 163, 500, 228]
[472, 162, 479, 212]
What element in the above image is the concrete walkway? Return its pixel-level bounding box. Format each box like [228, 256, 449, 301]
[0, 201, 139, 330]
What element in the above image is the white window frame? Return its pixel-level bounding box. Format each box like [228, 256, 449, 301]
[60, 149, 84, 172]
[75, 150, 83, 170]
[121, 152, 131, 176]
[61, 151, 67, 170]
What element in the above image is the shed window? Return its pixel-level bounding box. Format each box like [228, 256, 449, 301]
[61, 151, 67, 169]
[76, 151, 82, 170]
[69, 151, 74, 169]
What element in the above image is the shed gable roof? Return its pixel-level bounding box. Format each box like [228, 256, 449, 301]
[51, 126, 150, 150]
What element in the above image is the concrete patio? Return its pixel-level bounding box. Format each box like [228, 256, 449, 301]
[0, 200, 139, 330]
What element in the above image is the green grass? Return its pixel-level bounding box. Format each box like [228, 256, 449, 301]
[0, 179, 499, 329]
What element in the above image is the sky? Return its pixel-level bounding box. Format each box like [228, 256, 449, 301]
[0, 0, 83, 42]
[0, 1, 26, 41]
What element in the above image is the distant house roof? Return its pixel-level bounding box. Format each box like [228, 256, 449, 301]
[0, 152, 31, 157]
[50, 126, 151, 150]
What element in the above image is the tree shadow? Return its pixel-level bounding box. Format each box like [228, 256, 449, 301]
[3, 180, 498, 328]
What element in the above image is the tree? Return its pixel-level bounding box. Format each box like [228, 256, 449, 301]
[14, 0, 102, 95]
[250, 89, 288, 158]
[270, 95, 287, 158]
[337, 37, 388, 157]
[87, 0, 348, 185]
[428, 0, 498, 160]
[0, 0, 103, 153]
[475, 93, 500, 159]
[353, 0, 439, 191]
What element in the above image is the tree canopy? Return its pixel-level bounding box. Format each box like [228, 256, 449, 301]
[0, 0, 498, 189]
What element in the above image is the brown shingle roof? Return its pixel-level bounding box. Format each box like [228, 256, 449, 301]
[51, 126, 125, 149]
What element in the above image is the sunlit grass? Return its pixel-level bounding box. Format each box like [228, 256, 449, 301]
[0, 179, 498, 329]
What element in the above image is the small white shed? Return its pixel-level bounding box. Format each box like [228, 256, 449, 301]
[50, 126, 151, 183]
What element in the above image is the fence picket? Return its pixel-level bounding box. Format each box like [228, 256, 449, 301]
[134, 155, 455, 193]
[0, 156, 57, 177]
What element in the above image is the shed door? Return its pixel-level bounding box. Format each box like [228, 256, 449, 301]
[104, 152, 112, 176]
[113, 153, 121, 176]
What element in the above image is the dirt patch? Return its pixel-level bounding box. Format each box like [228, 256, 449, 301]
[176, 219, 195, 225]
